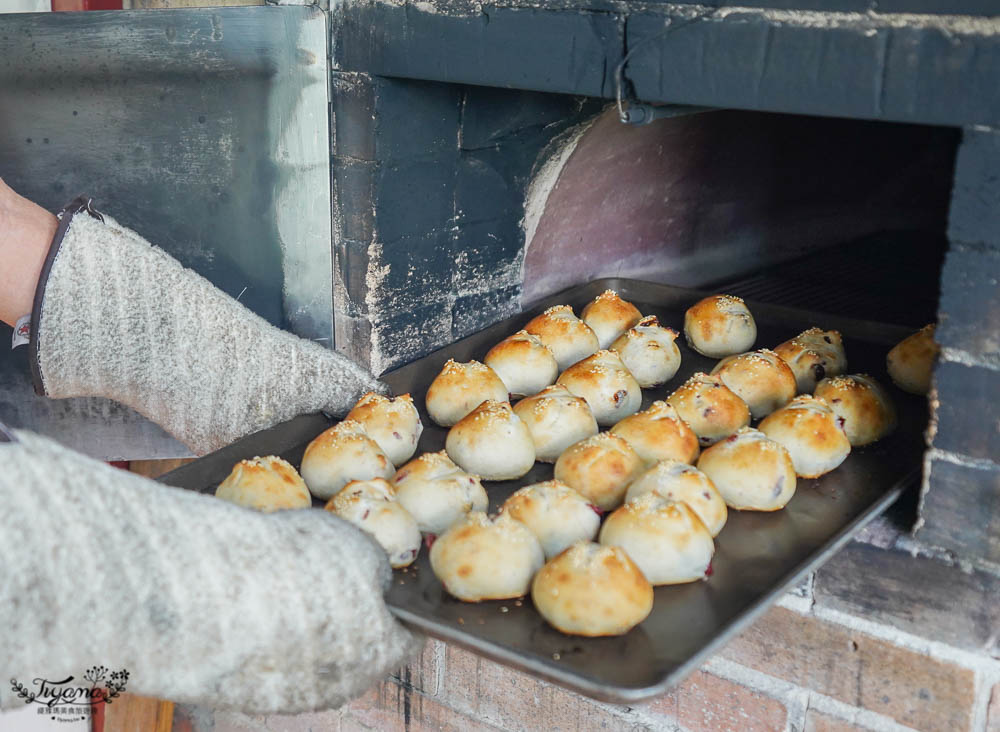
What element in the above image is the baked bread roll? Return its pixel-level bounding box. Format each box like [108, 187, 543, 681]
[215, 455, 311, 512]
[531, 542, 653, 637]
[684, 294, 756, 358]
[666, 372, 751, 446]
[484, 330, 559, 398]
[445, 400, 535, 480]
[758, 395, 851, 478]
[325, 478, 421, 568]
[393, 450, 488, 535]
[886, 323, 939, 395]
[773, 328, 848, 393]
[556, 349, 642, 427]
[710, 349, 797, 419]
[512, 384, 599, 463]
[346, 392, 423, 467]
[599, 494, 714, 585]
[580, 289, 643, 349]
[696, 428, 796, 511]
[610, 400, 700, 465]
[624, 459, 727, 536]
[425, 359, 508, 427]
[523, 305, 600, 370]
[814, 374, 897, 446]
[553, 432, 644, 511]
[301, 420, 395, 500]
[430, 511, 544, 602]
[501, 480, 601, 559]
[609, 315, 681, 388]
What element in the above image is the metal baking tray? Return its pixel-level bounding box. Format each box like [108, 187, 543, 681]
[158, 278, 927, 703]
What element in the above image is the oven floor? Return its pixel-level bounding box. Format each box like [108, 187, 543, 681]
[718, 230, 946, 328]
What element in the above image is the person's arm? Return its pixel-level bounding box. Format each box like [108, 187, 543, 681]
[0, 178, 56, 328]
[0, 179, 421, 714]
[0, 426, 421, 713]
[6, 182, 387, 454]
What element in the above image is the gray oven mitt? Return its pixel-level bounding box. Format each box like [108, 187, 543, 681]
[0, 426, 421, 713]
[27, 198, 386, 455]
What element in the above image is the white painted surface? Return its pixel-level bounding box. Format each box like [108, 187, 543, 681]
[0, 704, 89, 731]
[0, 0, 49, 12]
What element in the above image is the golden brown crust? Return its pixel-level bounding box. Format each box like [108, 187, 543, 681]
[215, 455, 311, 512]
[393, 450, 487, 535]
[430, 511, 545, 602]
[484, 330, 559, 397]
[512, 384, 599, 463]
[815, 374, 897, 446]
[711, 349, 797, 419]
[553, 432, 644, 511]
[531, 542, 653, 636]
[326, 475, 397, 513]
[609, 315, 682, 388]
[581, 289, 643, 349]
[445, 400, 536, 480]
[301, 420, 395, 500]
[425, 359, 508, 427]
[666, 372, 751, 446]
[325, 478, 421, 568]
[624, 459, 727, 535]
[886, 323, 939, 395]
[501, 480, 601, 558]
[610, 400, 700, 464]
[523, 305, 600, 370]
[696, 428, 796, 511]
[773, 328, 847, 393]
[683, 294, 757, 358]
[346, 391, 423, 467]
[758, 396, 851, 478]
[598, 495, 714, 586]
[556, 350, 642, 427]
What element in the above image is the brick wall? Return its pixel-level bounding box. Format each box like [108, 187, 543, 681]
[329, 72, 600, 375]
[173, 519, 1000, 732]
[917, 125, 1000, 566]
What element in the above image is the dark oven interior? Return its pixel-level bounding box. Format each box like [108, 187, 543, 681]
[520, 105, 958, 328]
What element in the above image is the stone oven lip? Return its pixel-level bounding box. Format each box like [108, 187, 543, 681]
[333, 0, 1000, 130]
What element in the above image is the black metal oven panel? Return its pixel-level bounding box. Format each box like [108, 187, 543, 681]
[157, 278, 927, 703]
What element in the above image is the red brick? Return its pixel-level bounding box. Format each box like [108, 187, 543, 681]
[390, 638, 442, 696]
[804, 708, 873, 732]
[987, 683, 1000, 732]
[440, 646, 644, 731]
[211, 712, 268, 732]
[438, 645, 482, 715]
[720, 607, 977, 731]
[644, 670, 787, 732]
[342, 680, 496, 732]
[260, 710, 343, 732]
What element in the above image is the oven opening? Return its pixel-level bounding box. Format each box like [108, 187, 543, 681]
[519, 104, 959, 528]
[523, 105, 957, 329]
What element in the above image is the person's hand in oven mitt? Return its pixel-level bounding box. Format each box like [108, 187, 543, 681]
[1, 179, 387, 454]
[0, 178, 421, 713]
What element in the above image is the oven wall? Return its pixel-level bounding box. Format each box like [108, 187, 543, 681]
[919, 125, 1000, 565]
[330, 73, 602, 375]
[331, 86, 957, 374]
[523, 106, 956, 304]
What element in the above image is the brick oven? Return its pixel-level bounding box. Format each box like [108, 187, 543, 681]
[2, 0, 998, 730]
[309, 2, 1000, 730]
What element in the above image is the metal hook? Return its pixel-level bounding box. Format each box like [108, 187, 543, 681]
[615, 9, 719, 126]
